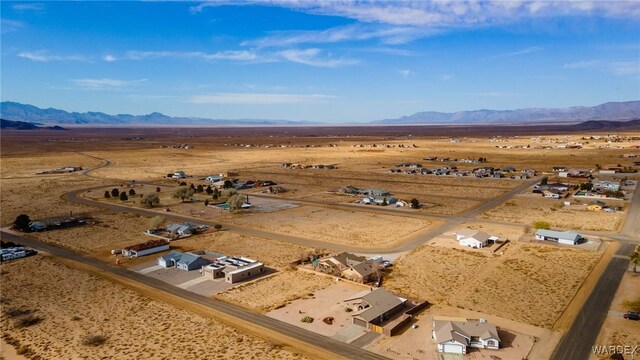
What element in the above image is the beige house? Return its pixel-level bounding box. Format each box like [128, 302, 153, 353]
[317, 252, 379, 283]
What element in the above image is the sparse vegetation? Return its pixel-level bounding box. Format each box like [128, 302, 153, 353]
[81, 334, 108, 346]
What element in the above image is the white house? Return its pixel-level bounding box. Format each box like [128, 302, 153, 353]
[433, 319, 501, 354]
[543, 191, 562, 199]
[535, 229, 582, 245]
[205, 175, 223, 182]
[593, 180, 620, 192]
[454, 229, 498, 249]
[122, 239, 169, 257]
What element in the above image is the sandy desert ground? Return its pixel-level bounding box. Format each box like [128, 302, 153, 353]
[217, 269, 334, 313]
[0, 255, 306, 360]
[385, 241, 605, 328]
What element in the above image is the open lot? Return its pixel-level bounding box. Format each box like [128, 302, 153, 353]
[385, 241, 606, 328]
[0, 255, 305, 360]
[482, 194, 625, 231]
[217, 269, 335, 313]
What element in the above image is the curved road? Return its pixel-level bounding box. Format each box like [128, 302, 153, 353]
[0, 231, 388, 360]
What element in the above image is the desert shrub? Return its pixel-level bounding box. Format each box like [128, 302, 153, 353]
[17, 345, 32, 356]
[14, 314, 43, 328]
[71, 315, 82, 321]
[4, 307, 32, 318]
[532, 221, 551, 229]
[300, 316, 314, 323]
[81, 334, 108, 346]
[623, 299, 640, 312]
[345, 307, 353, 312]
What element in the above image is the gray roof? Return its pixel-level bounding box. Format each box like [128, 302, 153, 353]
[159, 251, 183, 262]
[349, 288, 404, 322]
[167, 223, 194, 233]
[456, 229, 489, 242]
[331, 252, 367, 268]
[433, 320, 500, 345]
[349, 261, 377, 278]
[176, 253, 203, 266]
[535, 229, 581, 241]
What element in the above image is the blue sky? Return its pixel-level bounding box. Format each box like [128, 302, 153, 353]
[2, 1, 639, 123]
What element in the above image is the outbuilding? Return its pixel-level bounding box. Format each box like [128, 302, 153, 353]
[535, 229, 582, 245]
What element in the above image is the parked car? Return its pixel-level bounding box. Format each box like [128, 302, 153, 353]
[623, 311, 639, 320]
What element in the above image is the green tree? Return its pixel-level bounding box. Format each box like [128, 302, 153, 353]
[212, 188, 220, 200]
[111, 188, 120, 197]
[13, 214, 31, 231]
[172, 186, 194, 202]
[167, 173, 173, 178]
[104, 191, 111, 199]
[381, 197, 388, 206]
[204, 199, 209, 207]
[196, 184, 204, 193]
[119, 192, 128, 202]
[540, 177, 548, 185]
[141, 193, 160, 208]
[629, 246, 640, 273]
[149, 215, 166, 230]
[156, 187, 161, 193]
[128, 188, 136, 196]
[223, 180, 234, 189]
[532, 220, 551, 230]
[226, 193, 245, 212]
[580, 182, 593, 191]
[410, 198, 420, 209]
[179, 181, 187, 186]
[214, 224, 222, 231]
[206, 185, 213, 195]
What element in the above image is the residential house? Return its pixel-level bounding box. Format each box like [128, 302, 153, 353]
[341, 261, 378, 283]
[433, 318, 501, 354]
[535, 229, 582, 245]
[202, 256, 265, 284]
[158, 251, 184, 268]
[176, 253, 210, 271]
[358, 189, 391, 197]
[454, 229, 498, 249]
[553, 166, 567, 172]
[361, 196, 397, 205]
[344, 288, 407, 330]
[342, 185, 361, 195]
[543, 190, 562, 199]
[166, 223, 196, 237]
[593, 180, 621, 192]
[317, 252, 367, 275]
[205, 175, 223, 182]
[122, 239, 170, 257]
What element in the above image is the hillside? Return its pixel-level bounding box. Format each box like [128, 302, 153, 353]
[1, 119, 67, 130]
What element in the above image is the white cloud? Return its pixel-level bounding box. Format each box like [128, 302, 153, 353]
[11, 3, 44, 12]
[277, 48, 357, 67]
[18, 51, 89, 62]
[1, 19, 24, 33]
[610, 61, 640, 76]
[439, 74, 454, 81]
[192, 1, 640, 27]
[485, 46, 543, 60]
[563, 60, 601, 69]
[398, 69, 412, 78]
[70, 78, 148, 90]
[123, 50, 259, 62]
[186, 92, 335, 104]
[103, 54, 118, 62]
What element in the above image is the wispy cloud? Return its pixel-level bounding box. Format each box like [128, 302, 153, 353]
[103, 54, 118, 62]
[242, 24, 436, 48]
[12, 3, 44, 12]
[277, 48, 357, 68]
[610, 61, 640, 76]
[562, 59, 639, 76]
[186, 92, 335, 105]
[398, 69, 412, 78]
[192, 1, 640, 27]
[485, 46, 543, 60]
[18, 51, 90, 62]
[563, 60, 601, 69]
[123, 50, 259, 61]
[439, 74, 454, 81]
[70, 78, 148, 90]
[1, 19, 24, 33]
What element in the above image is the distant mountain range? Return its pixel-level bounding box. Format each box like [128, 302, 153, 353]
[1, 118, 67, 130]
[0, 101, 315, 126]
[375, 101, 640, 124]
[1, 100, 639, 126]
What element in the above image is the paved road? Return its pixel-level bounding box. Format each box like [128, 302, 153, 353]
[621, 182, 640, 238]
[0, 231, 389, 360]
[551, 241, 635, 360]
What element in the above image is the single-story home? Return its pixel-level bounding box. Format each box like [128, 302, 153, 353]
[345, 288, 407, 330]
[358, 189, 391, 197]
[433, 318, 501, 354]
[454, 229, 498, 249]
[172, 171, 186, 179]
[122, 239, 170, 257]
[158, 251, 210, 270]
[166, 223, 196, 237]
[205, 175, 223, 182]
[201, 256, 265, 284]
[361, 196, 397, 205]
[535, 229, 582, 245]
[341, 261, 379, 283]
[593, 180, 620, 192]
[543, 190, 562, 199]
[317, 252, 367, 275]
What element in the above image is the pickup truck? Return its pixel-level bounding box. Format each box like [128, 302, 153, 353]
[623, 311, 639, 320]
